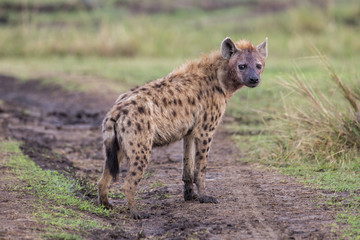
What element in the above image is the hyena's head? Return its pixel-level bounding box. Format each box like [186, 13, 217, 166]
[220, 37, 268, 89]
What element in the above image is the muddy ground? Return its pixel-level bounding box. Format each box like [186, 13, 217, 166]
[0, 75, 340, 239]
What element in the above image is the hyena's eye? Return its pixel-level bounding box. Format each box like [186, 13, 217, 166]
[256, 63, 262, 69]
[238, 64, 247, 70]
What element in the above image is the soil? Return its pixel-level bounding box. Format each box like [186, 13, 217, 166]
[0, 75, 339, 239]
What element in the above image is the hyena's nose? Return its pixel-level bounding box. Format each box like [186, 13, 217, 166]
[249, 77, 259, 84]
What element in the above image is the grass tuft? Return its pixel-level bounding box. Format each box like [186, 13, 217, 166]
[273, 55, 360, 167]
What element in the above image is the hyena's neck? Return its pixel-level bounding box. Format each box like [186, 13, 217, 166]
[174, 50, 224, 76]
[174, 50, 242, 100]
[173, 51, 229, 98]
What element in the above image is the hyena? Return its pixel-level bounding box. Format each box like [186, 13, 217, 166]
[98, 37, 268, 219]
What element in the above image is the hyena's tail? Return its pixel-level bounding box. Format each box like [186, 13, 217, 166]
[102, 117, 120, 180]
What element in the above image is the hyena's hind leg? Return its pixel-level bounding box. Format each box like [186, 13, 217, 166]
[123, 142, 152, 219]
[98, 150, 124, 209]
[182, 135, 198, 201]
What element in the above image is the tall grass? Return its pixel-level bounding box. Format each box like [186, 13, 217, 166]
[271, 52, 360, 167]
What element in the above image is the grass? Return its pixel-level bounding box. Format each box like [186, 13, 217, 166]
[268, 53, 359, 180]
[0, 140, 112, 239]
[150, 181, 165, 189]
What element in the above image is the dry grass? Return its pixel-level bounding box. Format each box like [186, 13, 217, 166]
[272, 51, 360, 166]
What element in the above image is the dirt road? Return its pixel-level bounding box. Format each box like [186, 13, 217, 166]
[0, 75, 338, 239]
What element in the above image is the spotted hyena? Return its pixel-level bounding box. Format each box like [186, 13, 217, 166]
[98, 37, 268, 219]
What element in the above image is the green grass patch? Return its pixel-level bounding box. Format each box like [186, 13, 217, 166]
[0, 140, 112, 238]
[326, 194, 360, 239]
[35, 205, 106, 230]
[41, 232, 83, 240]
[150, 181, 165, 189]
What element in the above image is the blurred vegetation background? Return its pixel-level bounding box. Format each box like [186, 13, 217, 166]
[0, 0, 359, 58]
[0, 0, 358, 92]
[0, 0, 359, 237]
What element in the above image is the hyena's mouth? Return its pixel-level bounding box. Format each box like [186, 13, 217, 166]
[244, 78, 260, 88]
[247, 83, 260, 88]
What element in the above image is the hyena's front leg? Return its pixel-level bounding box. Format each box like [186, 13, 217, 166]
[182, 135, 198, 201]
[194, 135, 219, 204]
[98, 151, 124, 209]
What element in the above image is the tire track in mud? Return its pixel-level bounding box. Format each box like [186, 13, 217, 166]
[0, 75, 338, 239]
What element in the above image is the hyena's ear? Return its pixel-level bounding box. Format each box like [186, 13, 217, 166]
[220, 37, 237, 60]
[257, 37, 268, 59]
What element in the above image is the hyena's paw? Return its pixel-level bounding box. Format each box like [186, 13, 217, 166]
[131, 211, 150, 220]
[103, 203, 113, 210]
[184, 188, 198, 201]
[99, 197, 113, 209]
[199, 195, 219, 204]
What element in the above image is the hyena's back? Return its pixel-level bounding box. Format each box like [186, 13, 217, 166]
[104, 72, 220, 150]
